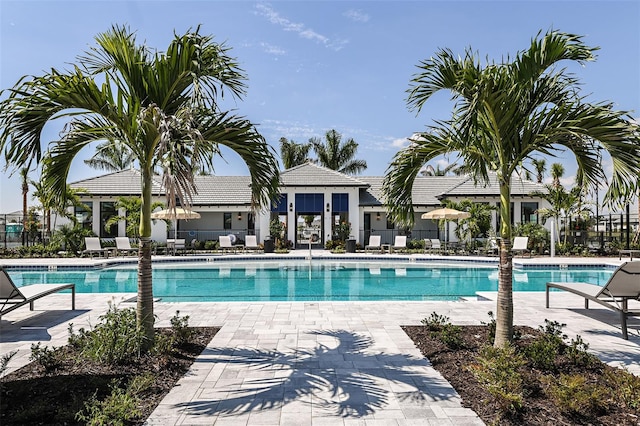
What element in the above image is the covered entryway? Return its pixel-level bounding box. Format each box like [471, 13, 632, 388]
[295, 194, 325, 249]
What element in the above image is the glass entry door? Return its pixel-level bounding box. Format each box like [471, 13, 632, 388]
[296, 213, 323, 248]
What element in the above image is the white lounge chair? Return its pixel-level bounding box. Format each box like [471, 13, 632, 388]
[365, 235, 381, 253]
[219, 235, 236, 253]
[392, 235, 407, 253]
[546, 261, 640, 339]
[512, 236, 530, 257]
[0, 268, 75, 318]
[115, 237, 137, 256]
[427, 239, 442, 254]
[244, 235, 262, 253]
[83, 237, 110, 258]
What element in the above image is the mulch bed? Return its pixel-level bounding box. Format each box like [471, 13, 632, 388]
[0, 327, 218, 425]
[403, 324, 640, 425]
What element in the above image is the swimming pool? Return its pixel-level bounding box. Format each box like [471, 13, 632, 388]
[7, 260, 614, 302]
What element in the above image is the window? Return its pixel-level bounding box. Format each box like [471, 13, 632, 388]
[386, 219, 394, 230]
[331, 193, 348, 213]
[521, 202, 539, 224]
[75, 203, 92, 230]
[100, 202, 117, 238]
[223, 212, 232, 230]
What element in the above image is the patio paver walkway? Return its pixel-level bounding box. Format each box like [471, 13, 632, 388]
[2, 254, 639, 425]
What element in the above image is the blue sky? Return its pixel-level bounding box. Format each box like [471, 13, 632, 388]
[1, 0, 638, 213]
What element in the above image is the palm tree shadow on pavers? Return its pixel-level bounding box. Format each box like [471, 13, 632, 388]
[175, 329, 459, 418]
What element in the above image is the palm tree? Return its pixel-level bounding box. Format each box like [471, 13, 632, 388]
[279, 137, 311, 169]
[84, 140, 135, 171]
[382, 30, 640, 348]
[532, 158, 546, 183]
[310, 129, 367, 175]
[0, 25, 280, 346]
[550, 162, 565, 187]
[419, 162, 458, 176]
[20, 167, 29, 245]
[104, 196, 164, 238]
[534, 183, 585, 247]
[444, 199, 495, 243]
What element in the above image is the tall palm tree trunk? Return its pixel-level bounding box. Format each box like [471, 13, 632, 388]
[495, 178, 514, 348]
[137, 165, 155, 347]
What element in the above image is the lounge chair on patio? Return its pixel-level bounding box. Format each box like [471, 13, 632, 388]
[82, 237, 110, 258]
[391, 235, 407, 253]
[546, 261, 640, 339]
[512, 236, 530, 257]
[219, 235, 237, 253]
[0, 268, 75, 318]
[365, 235, 381, 253]
[115, 237, 137, 256]
[244, 235, 262, 253]
[426, 239, 442, 254]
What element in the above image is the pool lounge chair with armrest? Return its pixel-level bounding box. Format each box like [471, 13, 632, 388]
[546, 261, 640, 339]
[219, 235, 237, 253]
[512, 236, 530, 257]
[428, 239, 442, 254]
[115, 237, 138, 256]
[83, 237, 110, 258]
[365, 235, 382, 253]
[391, 235, 407, 253]
[0, 267, 75, 318]
[244, 235, 262, 253]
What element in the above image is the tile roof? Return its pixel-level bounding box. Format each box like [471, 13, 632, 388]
[191, 176, 252, 205]
[442, 173, 545, 198]
[68, 168, 544, 208]
[359, 176, 465, 206]
[70, 169, 163, 196]
[280, 162, 369, 187]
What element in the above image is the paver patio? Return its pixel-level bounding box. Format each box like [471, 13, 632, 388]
[1, 254, 639, 425]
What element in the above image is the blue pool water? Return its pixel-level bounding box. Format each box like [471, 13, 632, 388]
[9, 261, 614, 302]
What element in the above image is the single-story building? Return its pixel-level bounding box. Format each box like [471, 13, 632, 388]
[68, 162, 550, 247]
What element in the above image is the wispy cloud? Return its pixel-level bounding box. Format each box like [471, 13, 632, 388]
[260, 42, 286, 56]
[255, 3, 346, 51]
[344, 9, 370, 23]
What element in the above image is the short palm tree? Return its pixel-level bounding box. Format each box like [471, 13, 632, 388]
[84, 140, 136, 171]
[550, 162, 565, 187]
[382, 30, 640, 348]
[20, 167, 29, 245]
[279, 137, 311, 169]
[532, 158, 546, 183]
[0, 25, 280, 346]
[310, 129, 367, 175]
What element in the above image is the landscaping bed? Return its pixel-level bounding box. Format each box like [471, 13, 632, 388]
[0, 307, 218, 425]
[403, 315, 640, 425]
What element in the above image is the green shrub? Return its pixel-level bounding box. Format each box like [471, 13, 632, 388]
[70, 302, 147, 364]
[482, 311, 497, 343]
[604, 368, 640, 410]
[421, 312, 463, 348]
[566, 335, 595, 366]
[470, 345, 525, 413]
[543, 373, 609, 415]
[204, 240, 217, 250]
[421, 312, 450, 330]
[524, 320, 566, 371]
[75, 375, 153, 426]
[170, 310, 193, 344]
[29, 343, 61, 372]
